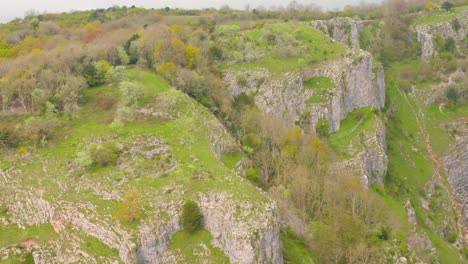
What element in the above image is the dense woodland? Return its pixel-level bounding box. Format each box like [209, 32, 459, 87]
[0, 0, 467, 263]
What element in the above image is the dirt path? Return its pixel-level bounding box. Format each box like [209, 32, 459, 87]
[400, 89, 467, 245]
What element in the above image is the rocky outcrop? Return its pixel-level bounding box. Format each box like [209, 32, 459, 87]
[413, 9, 468, 61]
[199, 192, 283, 264]
[311, 17, 363, 49]
[443, 118, 468, 227]
[225, 50, 385, 134]
[225, 50, 386, 187]
[137, 202, 183, 264]
[333, 116, 388, 187]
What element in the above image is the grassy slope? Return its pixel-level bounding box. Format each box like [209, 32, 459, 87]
[219, 21, 346, 74]
[329, 107, 378, 158]
[412, 6, 468, 26]
[384, 62, 465, 262]
[0, 70, 269, 262]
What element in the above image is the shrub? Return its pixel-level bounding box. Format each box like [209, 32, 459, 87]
[0, 126, 19, 148]
[181, 200, 203, 232]
[446, 87, 459, 104]
[89, 142, 121, 167]
[236, 75, 247, 87]
[119, 81, 145, 107]
[315, 118, 329, 138]
[105, 66, 129, 85]
[19, 117, 57, 146]
[117, 190, 143, 223]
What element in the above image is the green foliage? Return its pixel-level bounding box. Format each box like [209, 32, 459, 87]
[84, 60, 112, 87]
[119, 81, 145, 107]
[0, 125, 19, 148]
[124, 34, 141, 64]
[208, 46, 223, 61]
[105, 66, 129, 85]
[88, 142, 121, 167]
[441, 1, 454, 11]
[117, 190, 143, 223]
[116, 47, 130, 65]
[315, 118, 329, 138]
[181, 200, 203, 233]
[281, 227, 316, 264]
[445, 87, 459, 104]
[30, 18, 40, 31]
[233, 92, 255, 111]
[245, 167, 262, 186]
[236, 75, 247, 86]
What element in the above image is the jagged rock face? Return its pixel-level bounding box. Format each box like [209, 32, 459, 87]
[137, 202, 183, 263]
[413, 10, 468, 61]
[198, 192, 283, 264]
[443, 118, 468, 227]
[332, 117, 388, 187]
[225, 50, 385, 134]
[225, 50, 386, 187]
[311, 17, 363, 49]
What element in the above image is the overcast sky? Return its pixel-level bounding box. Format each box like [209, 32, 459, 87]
[0, 0, 382, 23]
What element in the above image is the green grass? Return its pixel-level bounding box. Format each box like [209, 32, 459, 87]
[168, 229, 230, 263]
[281, 228, 317, 264]
[0, 223, 58, 248]
[304, 76, 336, 104]
[0, 69, 270, 261]
[221, 151, 244, 169]
[83, 235, 119, 257]
[219, 22, 346, 74]
[412, 6, 467, 26]
[383, 61, 466, 261]
[303, 76, 335, 89]
[329, 107, 377, 157]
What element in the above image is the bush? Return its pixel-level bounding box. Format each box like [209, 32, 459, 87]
[105, 66, 129, 85]
[19, 117, 57, 146]
[89, 142, 121, 167]
[446, 87, 459, 104]
[117, 190, 143, 223]
[315, 118, 329, 138]
[236, 75, 247, 87]
[0, 125, 19, 148]
[119, 81, 145, 107]
[181, 200, 203, 232]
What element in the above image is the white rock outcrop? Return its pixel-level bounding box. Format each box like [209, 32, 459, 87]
[311, 17, 364, 50]
[413, 10, 468, 61]
[225, 50, 385, 134]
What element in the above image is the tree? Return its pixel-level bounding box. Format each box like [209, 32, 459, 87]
[446, 87, 459, 104]
[181, 200, 203, 232]
[441, 1, 454, 11]
[425, 1, 435, 10]
[30, 18, 40, 31]
[185, 45, 200, 68]
[119, 81, 145, 107]
[117, 190, 143, 223]
[156, 62, 176, 83]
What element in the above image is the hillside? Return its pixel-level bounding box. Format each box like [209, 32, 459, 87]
[0, 2, 467, 264]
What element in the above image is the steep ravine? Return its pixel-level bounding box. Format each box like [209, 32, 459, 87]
[225, 50, 387, 187]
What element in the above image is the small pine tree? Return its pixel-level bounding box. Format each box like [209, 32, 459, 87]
[181, 200, 203, 232]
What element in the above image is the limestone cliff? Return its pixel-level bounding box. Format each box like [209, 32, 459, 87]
[332, 116, 388, 187]
[443, 118, 468, 228]
[225, 50, 387, 187]
[225, 50, 385, 133]
[413, 9, 468, 61]
[311, 17, 363, 50]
